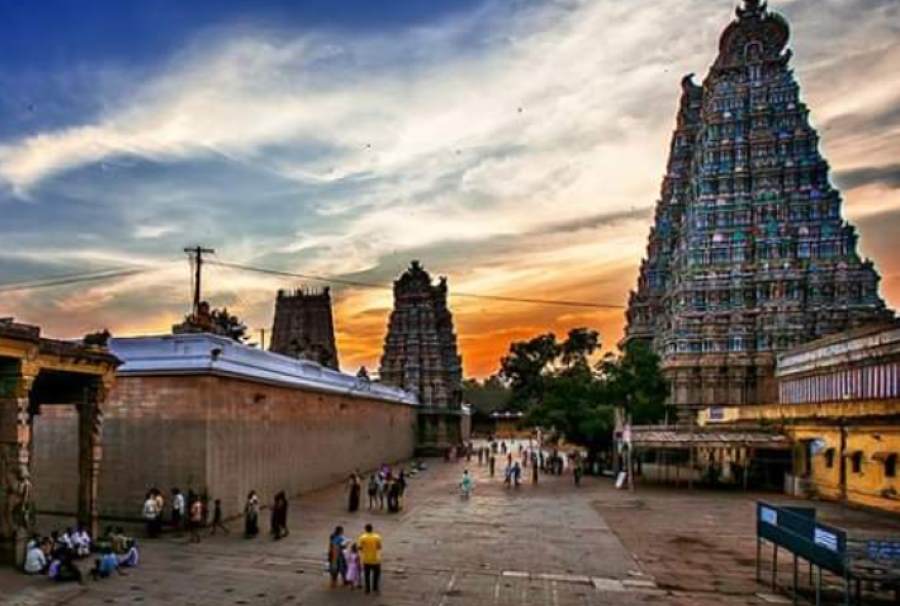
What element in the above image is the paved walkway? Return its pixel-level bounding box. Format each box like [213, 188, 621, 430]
[3, 447, 898, 605]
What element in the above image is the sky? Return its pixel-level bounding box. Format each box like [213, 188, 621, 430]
[1, 0, 899, 378]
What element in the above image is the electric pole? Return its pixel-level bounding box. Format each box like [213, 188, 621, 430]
[184, 246, 215, 315]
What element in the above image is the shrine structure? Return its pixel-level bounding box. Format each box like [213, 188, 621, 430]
[269, 287, 340, 370]
[0, 320, 118, 566]
[379, 261, 464, 452]
[623, 1, 893, 420]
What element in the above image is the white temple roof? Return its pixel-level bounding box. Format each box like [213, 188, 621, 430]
[109, 333, 418, 406]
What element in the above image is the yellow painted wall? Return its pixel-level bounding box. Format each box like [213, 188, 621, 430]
[785, 424, 900, 515]
[844, 425, 900, 514]
[701, 400, 900, 514]
[788, 425, 842, 502]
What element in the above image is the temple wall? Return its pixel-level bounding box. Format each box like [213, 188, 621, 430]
[32, 374, 417, 520]
[31, 406, 80, 515]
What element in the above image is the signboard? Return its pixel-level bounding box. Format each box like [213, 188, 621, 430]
[868, 540, 900, 561]
[708, 406, 725, 422]
[814, 528, 839, 552]
[756, 502, 846, 575]
[759, 505, 778, 526]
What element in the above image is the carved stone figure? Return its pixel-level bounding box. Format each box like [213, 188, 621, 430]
[0, 448, 34, 537]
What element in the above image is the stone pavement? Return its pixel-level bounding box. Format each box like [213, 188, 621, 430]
[3, 447, 897, 605]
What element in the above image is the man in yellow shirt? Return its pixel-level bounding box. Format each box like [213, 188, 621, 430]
[357, 523, 383, 594]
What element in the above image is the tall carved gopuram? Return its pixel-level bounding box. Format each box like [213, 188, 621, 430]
[623, 1, 893, 420]
[379, 261, 464, 452]
[269, 287, 339, 370]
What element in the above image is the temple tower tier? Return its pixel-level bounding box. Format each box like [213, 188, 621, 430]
[269, 287, 339, 370]
[379, 261, 464, 453]
[623, 1, 893, 421]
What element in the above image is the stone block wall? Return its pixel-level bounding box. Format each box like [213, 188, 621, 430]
[32, 374, 417, 520]
[31, 406, 79, 514]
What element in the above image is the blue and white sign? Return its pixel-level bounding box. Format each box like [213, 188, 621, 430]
[759, 506, 778, 526]
[814, 527, 839, 552]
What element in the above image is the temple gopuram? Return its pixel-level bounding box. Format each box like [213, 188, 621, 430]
[269, 287, 340, 370]
[623, 0, 893, 420]
[379, 261, 464, 453]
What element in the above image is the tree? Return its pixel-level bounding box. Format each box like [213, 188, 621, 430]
[210, 307, 247, 343]
[596, 341, 668, 425]
[496, 328, 668, 457]
[527, 373, 615, 456]
[559, 328, 600, 372]
[462, 375, 512, 417]
[499, 333, 560, 410]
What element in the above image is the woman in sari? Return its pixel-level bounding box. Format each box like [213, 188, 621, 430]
[327, 525, 347, 588]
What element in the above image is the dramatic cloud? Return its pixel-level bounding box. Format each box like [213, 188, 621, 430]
[834, 164, 900, 192]
[2, 0, 899, 376]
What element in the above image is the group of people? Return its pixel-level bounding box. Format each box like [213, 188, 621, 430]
[24, 525, 139, 583]
[464, 438, 588, 489]
[359, 465, 407, 514]
[327, 523, 383, 594]
[242, 490, 289, 540]
[142, 487, 228, 542]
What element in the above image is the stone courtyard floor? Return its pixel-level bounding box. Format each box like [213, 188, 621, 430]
[3, 449, 900, 606]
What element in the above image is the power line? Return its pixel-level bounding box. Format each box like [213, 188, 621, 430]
[206, 260, 625, 310]
[0, 267, 150, 293]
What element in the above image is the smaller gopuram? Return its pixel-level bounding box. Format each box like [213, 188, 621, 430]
[379, 261, 464, 453]
[269, 287, 339, 370]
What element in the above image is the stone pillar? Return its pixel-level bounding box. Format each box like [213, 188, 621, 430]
[0, 364, 37, 566]
[77, 379, 106, 539]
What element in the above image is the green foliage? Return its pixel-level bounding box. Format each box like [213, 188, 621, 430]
[596, 341, 668, 424]
[497, 328, 668, 454]
[210, 307, 247, 342]
[499, 332, 560, 410]
[462, 375, 512, 417]
[526, 372, 615, 455]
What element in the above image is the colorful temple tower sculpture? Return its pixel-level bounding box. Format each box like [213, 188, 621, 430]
[269, 287, 340, 370]
[379, 261, 464, 452]
[623, 1, 893, 420]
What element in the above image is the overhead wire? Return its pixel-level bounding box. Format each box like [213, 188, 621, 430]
[0, 256, 627, 310]
[0, 267, 151, 293]
[206, 260, 625, 310]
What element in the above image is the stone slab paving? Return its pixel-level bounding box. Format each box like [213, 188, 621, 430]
[594, 482, 900, 605]
[7, 451, 895, 605]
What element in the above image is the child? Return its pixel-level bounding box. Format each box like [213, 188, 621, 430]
[344, 543, 363, 589]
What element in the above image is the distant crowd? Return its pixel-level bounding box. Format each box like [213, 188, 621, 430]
[457, 438, 586, 488]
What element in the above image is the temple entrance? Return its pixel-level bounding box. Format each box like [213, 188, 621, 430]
[0, 321, 117, 566]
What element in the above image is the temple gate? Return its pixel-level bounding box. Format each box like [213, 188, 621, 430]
[0, 320, 117, 566]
